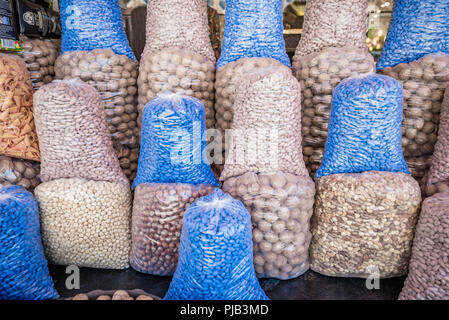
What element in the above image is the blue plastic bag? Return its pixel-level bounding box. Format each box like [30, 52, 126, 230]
[377, 0, 449, 70]
[60, 0, 135, 60]
[316, 74, 410, 178]
[217, 0, 290, 69]
[0, 186, 58, 300]
[164, 189, 269, 300]
[133, 93, 218, 188]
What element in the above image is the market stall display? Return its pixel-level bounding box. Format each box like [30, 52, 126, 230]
[293, 0, 368, 59]
[130, 183, 216, 276]
[399, 192, 449, 300]
[379, 54, 449, 182]
[423, 86, 449, 196]
[0, 54, 40, 162]
[18, 36, 58, 91]
[0, 156, 40, 191]
[35, 178, 132, 270]
[33, 79, 127, 184]
[0, 185, 58, 300]
[316, 74, 409, 178]
[164, 189, 269, 300]
[138, 0, 216, 129]
[310, 172, 421, 278]
[377, 0, 449, 70]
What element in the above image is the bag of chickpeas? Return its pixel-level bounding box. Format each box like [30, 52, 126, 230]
[0, 54, 40, 162]
[130, 183, 216, 276]
[293, 0, 368, 60]
[292, 47, 375, 177]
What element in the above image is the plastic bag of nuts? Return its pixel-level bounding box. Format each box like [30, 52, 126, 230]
[133, 93, 218, 188]
[377, 0, 449, 71]
[293, 0, 368, 59]
[54, 49, 139, 182]
[0, 54, 40, 162]
[18, 35, 58, 91]
[0, 155, 40, 192]
[316, 74, 409, 178]
[0, 185, 58, 300]
[379, 54, 449, 178]
[35, 178, 132, 270]
[33, 79, 128, 185]
[214, 57, 285, 172]
[398, 192, 449, 300]
[220, 66, 308, 181]
[422, 86, 449, 196]
[164, 189, 269, 300]
[217, 0, 290, 69]
[292, 47, 374, 177]
[310, 171, 422, 278]
[223, 172, 315, 280]
[138, 48, 216, 129]
[143, 0, 215, 63]
[130, 183, 216, 276]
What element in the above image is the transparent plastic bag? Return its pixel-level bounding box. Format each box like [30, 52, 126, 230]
[18, 36, 58, 91]
[0, 185, 58, 300]
[293, 0, 368, 59]
[0, 155, 40, 192]
[311, 171, 421, 278]
[164, 189, 269, 300]
[292, 47, 375, 177]
[60, 0, 135, 60]
[143, 0, 215, 63]
[217, 0, 290, 69]
[138, 48, 216, 129]
[406, 155, 431, 183]
[399, 192, 449, 300]
[379, 54, 449, 160]
[223, 172, 315, 280]
[0, 54, 40, 162]
[221, 66, 308, 181]
[316, 74, 409, 178]
[130, 183, 216, 276]
[33, 79, 128, 185]
[377, 0, 449, 70]
[35, 178, 132, 270]
[133, 93, 218, 188]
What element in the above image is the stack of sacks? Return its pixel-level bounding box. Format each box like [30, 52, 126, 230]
[56, 0, 139, 182]
[221, 67, 315, 280]
[292, 0, 374, 177]
[0, 185, 58, 300]
[138, 0, 216, 129]
[399, 192, 449, 300]
[215, 0, 290, 173]
[18, 36, 58, 91]
[0, 54, 41, 192]
[33, 80, 132, 270]
[164, 189, 269, 300]
[377, 0, 449, 182]
[130, 93, 218, 276]
[310, 74, 422, 278]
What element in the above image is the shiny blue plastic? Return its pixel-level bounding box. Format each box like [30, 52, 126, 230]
[60, 0, 135, 60]
[133, 93, 218, 188]
[377, 0, 449, 70]
[0, 186, 58, 300]
[164, 189, 269, 300]
[316, 74, 410, 178]
[217, 0, 290, 68]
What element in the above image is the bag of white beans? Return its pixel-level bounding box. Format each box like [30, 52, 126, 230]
[223, 172, 315, 280]
[35, 178, 132, 270]
[33, 79, 128, 185]
[399, 191, 449, 300]
[293, 0, 368, 60]
[220, 65, 308, 181]
[130, 183, 216, 276]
